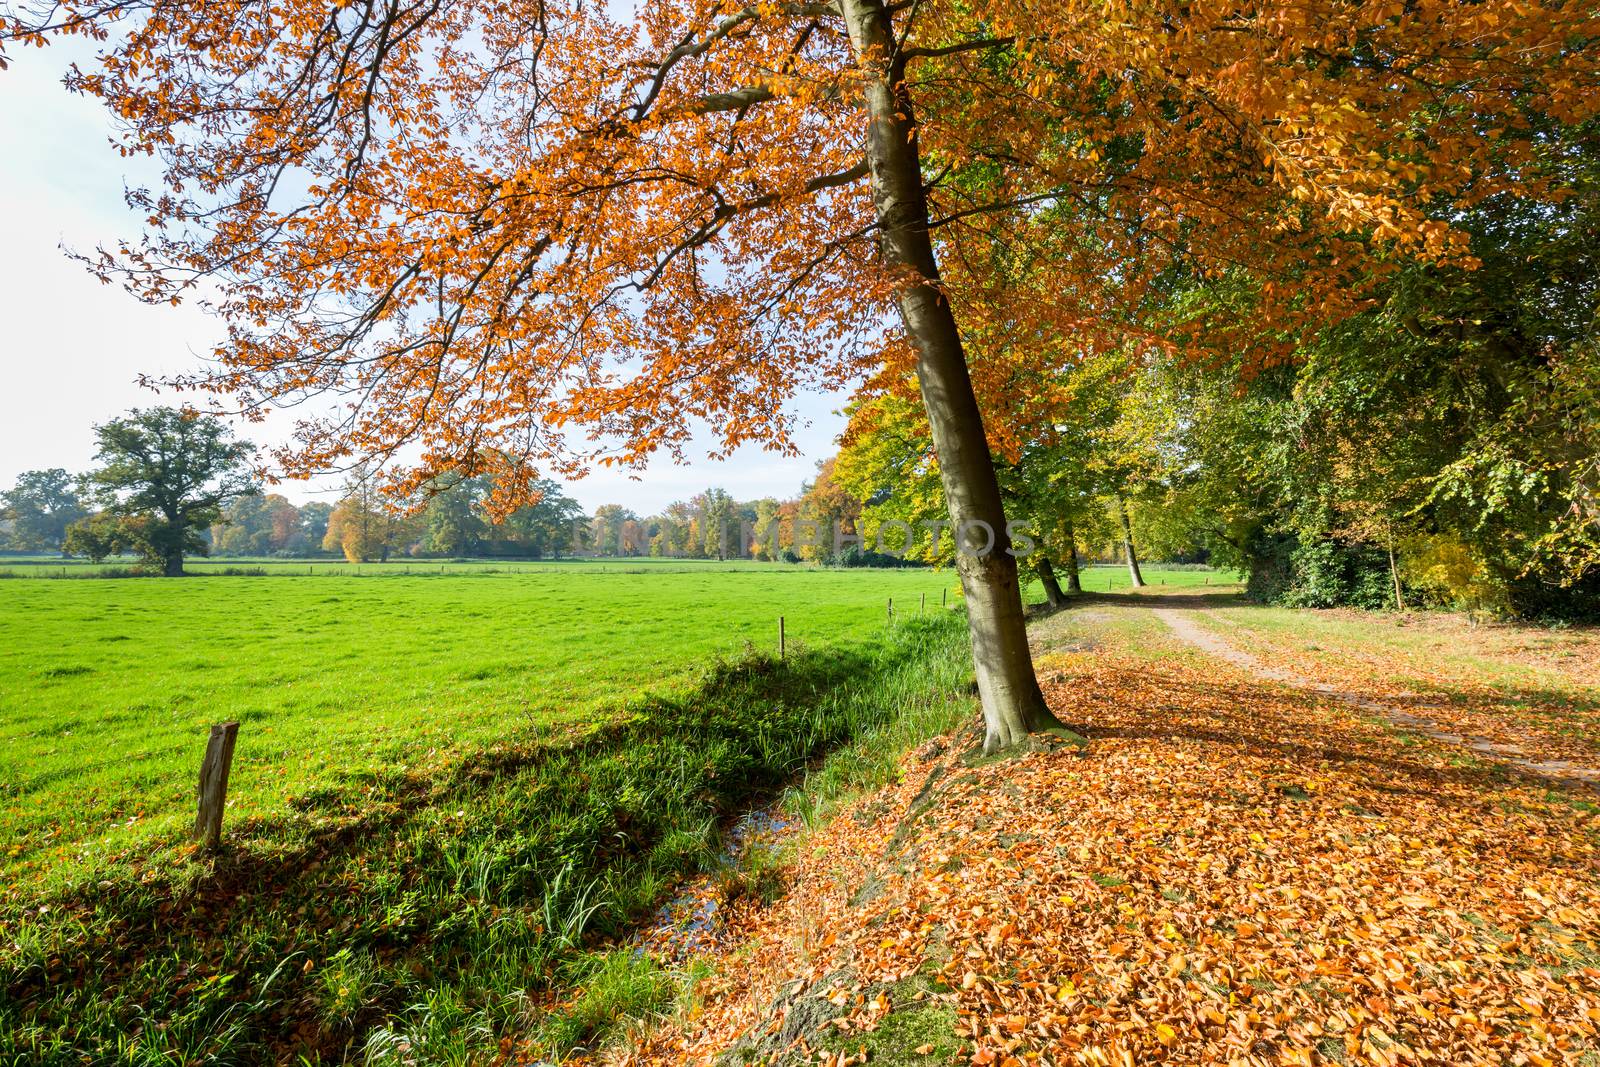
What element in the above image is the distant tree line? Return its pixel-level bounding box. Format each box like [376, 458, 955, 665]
[4, 408, 945, 571]
[2, 406, 1194, 575]
[315, 459, 926, 566]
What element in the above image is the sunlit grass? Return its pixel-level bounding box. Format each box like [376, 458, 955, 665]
[0, 565, 960, 887]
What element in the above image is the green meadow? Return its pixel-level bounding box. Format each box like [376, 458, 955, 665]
[1, 564, 964, 885]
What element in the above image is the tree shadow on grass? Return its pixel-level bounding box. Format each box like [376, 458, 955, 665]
[1029, 589, 1254, 615]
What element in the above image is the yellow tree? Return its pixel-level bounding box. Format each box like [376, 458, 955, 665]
[5, 0, 1595, 748]
[323, 474, 397, 563]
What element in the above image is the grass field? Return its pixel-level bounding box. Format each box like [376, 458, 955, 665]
[1, 562, 977, 1064]
[0, 561, 1228, 883]
[1, 563, 969, 885]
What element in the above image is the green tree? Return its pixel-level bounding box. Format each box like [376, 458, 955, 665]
[79, 409, 254, 576]
[0, 469, 86, 553]
[296, 501, 335, 556]
[1152, 116, 1600, 618]
[423, 474, 490, 556]
[836, 352, 1155, 600]
[696, 489, 737, 560]
[500, 480, 584, 557]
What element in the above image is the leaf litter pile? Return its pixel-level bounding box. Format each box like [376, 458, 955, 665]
[600, 616, 1600, 1067]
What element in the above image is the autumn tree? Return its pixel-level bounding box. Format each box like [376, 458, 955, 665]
[8, 0, 1597, 747]
[589, 504, 640, 557]
[214, 492, 302, 555]
[749, 497, 784, 560]
[839, 343, 1180, 604]
[324, 472, 399, 563]
[651, 501, 699, 558]
[792, 459, 862, 562]
[75, 408, 254, 576]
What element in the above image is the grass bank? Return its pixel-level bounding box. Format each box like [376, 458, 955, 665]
[0, 613, 973, 1065]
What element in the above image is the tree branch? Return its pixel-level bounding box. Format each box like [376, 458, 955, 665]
[900, 36, 1014, 62]
[629, 1, 839, 122]
[636, 159, 869, 289]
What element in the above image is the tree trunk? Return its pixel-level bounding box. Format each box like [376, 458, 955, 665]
[1116, 495, 1145, 588]
[840, 0, 1067, 752]
[1063, 522, 1083, 594]
[1037, 558, 1068, 607]
[1389, 544, 1405, 611]
[164, 550, 184, 577]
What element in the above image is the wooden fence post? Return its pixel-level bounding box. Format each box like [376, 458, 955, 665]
[887, 597, 894, 625]
[778, 616, 786, 660]
[194, 722, 240, 851]
[921, 592, 926, 615]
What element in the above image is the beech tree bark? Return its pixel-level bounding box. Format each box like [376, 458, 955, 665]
[1038, 558, 1068, 607]
[840, 0, 1066, 751]
[1117, 495, 1146, 588]
[1063, 522, 1084, 594]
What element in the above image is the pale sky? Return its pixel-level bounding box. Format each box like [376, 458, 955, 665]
[0, 42, 847, 514]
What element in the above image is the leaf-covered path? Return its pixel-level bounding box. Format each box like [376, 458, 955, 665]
[602, 593, 1600, 1067]
[1153, 605, 1600, 792]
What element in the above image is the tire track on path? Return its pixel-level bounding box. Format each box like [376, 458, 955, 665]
[1151, 606, 1600, 792]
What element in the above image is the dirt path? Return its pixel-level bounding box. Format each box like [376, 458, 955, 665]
[1152, 606, 1600, 791]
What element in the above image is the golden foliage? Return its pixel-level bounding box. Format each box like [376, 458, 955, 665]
[3, 0, 1596, 500]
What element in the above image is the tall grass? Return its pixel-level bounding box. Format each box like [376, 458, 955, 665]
[516, 616, 982, 1062]
[780, 620, 977, 830]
